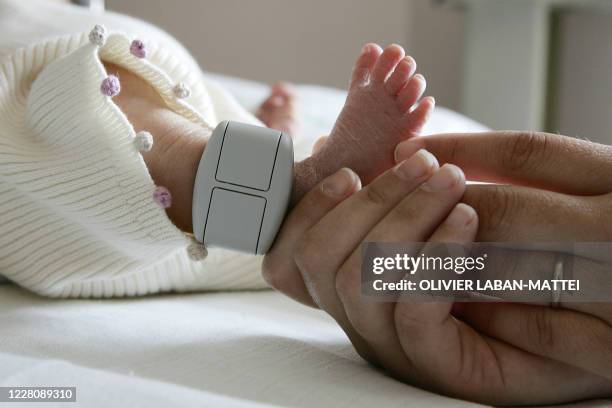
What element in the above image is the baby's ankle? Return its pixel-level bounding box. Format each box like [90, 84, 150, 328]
[292, 155, 321, 206]
[292, 150, 351, 207]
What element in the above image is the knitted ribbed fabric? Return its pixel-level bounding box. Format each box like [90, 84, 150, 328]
[0, 7, 268, 298]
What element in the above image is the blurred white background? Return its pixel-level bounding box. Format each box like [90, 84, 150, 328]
[107, 0, 612, 144]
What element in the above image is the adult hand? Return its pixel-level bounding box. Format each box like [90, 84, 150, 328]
[263, 131, 612, 404]
[399, 131, 612, 241]
[265, 131, 612, 304]
[397, 131, 612, 401]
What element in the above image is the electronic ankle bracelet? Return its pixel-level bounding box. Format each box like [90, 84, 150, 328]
[192, 121, 293, 254]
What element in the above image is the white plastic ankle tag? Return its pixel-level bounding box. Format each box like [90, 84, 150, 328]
[192, 121, 293, 254]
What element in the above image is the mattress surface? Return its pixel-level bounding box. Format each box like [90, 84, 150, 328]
[0, 286, 484, 408]
[1, 286, 608, 408]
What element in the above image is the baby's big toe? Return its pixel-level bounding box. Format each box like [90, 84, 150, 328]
[350, 43, 383, 88]
[371, 44, 405, 84]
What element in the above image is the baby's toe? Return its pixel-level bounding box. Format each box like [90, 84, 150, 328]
[402, 96, 435, 135]
[350, 43, 383, 88]
[271, 82, 296, 99]
[372, 44, 405, 84]
[385, 56, 416, 96]
[397, 73, 426, 113]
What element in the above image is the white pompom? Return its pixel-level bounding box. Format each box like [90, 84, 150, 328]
[89, 24, 107, 47]
[172, 82, 191, 99]
[134, 131, 154, 152]
[187, 243, 208, 261]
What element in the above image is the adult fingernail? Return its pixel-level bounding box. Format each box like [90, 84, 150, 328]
[394, 138, 424, 163]
[421, 164, 464, 192]
[405, 56, 417, 75]
[445, 203, 477, 228]
[394, 149, 437, 180]
[321, 168, 357, 197]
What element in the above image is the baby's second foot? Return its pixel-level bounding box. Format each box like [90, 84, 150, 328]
[294, 44, 434, 201]
[256, 82, 301, 138]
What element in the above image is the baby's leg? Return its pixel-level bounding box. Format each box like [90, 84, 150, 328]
[293, 44, 434, 202]
[108, 46, 430, 232]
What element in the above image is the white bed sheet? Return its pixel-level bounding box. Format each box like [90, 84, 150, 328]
[1, 287, 608, 408]
[1, 76, 608, 408]
[0, 287, 483, 408]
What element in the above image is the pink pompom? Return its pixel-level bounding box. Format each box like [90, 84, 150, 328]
[100, 75, 120, 97]
[130, 39, 147, 58]
[153, 186, 172, 209]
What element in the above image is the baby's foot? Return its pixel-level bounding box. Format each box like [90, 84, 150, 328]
[294, 44, 434, 201]
[256, 82, 301, 138]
